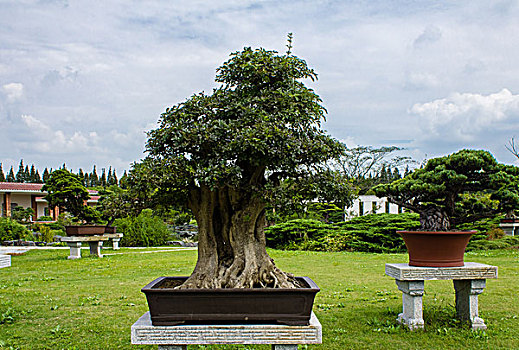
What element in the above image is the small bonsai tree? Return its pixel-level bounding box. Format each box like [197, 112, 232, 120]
[373, 149, 519, 231]
[42, 169, 100, 224]
[144, 42, 355, 289]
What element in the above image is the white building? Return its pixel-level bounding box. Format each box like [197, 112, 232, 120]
[345, 195, 401, 219]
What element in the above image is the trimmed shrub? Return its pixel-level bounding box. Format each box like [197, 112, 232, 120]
[265, 213, 421, 253]
[467, 236, 519, 251]
[0, 217, 31, 241]
[114, 209, 170, 247]
[333, 213, 421, 252]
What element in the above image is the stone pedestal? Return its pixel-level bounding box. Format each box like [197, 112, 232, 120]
[64, 241, 82, 260]
[88, 241, 103, 257]
[131, 311, 321, 349]
[385, 262, 498, 330]
[0, 254, 11, 268]
[395, 280, 424, 330]
[61, 236, 110, 259]
[112, 237, 121, 250]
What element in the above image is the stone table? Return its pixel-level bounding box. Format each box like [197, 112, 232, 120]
[60, 233, 123, 259]
[131, 311, 322, 350]
[385, 262, 498, 330]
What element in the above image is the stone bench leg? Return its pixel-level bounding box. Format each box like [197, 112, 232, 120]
[66, 242, 82, 260]
[395, 280, 424, 330]
[88, 241, 103, 257]
[454, 279, 487, 330]
[112, 238, 121, 250]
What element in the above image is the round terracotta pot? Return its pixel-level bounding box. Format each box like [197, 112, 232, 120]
[397, 230, 476, 267]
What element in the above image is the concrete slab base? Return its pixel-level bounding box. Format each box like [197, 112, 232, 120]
[131, 311, 322, 349]
[0, 254, 11, 268]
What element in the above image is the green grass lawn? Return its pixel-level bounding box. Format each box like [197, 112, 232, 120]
[0, 248, 518, 349]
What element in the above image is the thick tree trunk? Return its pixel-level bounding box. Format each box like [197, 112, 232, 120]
[419, 206, 451, 231]
[179, 185, 300, 289]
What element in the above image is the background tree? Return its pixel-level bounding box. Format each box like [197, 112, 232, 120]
[42, 169, 100, 223]
[331, 145, 415, 194]
[0, 163, 5, 182]
[145, 43, 352, 289]
[6, 167, 15, 182]
[506, 137, 519, 160]
[374, 149, 519, 231]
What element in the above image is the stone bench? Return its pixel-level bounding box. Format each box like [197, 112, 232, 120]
[131, 311, 322, 350]
[60, 233, 123, 259]
[0, 254, 11, 268]
[385, 262, 498, 330]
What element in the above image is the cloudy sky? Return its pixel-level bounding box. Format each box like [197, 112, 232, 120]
[2, 0, 519, 175]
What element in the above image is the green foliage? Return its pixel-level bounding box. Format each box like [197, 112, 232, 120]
[11, 206, 34, 224]
[42, 169, 101, 224]
[374, 149, 519, 230]
[307, 202, 344, 223]
[114, 209, 170, 247]
[333, 213, 421, 252]
[143, 44, 353, 211]
[31, 223, 56, 243]
[467, 236, 519, 251]
[265, 213, 421, 253]
[265, 219, 338, 250]
[36, 216, 54, 221]
[0, 217, 31, 241]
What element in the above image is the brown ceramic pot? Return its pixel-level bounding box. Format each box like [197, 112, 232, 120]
[65, 225, 107, 236]
[397, 230, 476, 267]
[142, 276, 320, 326]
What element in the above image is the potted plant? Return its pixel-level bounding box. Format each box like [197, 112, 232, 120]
[42, 169, 104, 236]
[134, 40, 355, 325]
[374, 149, 519, 267]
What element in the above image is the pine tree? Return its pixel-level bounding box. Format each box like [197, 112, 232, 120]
[404, 165, 411, 177]
[78, 168, 85, 186]
[119, 170, 128, 189]
[107, 166, 113, 186]
[35, 170, 42, 183]
[24, 165, 30, 182]
[112, 168, 118, 186]
[90, 166, 99, 187]
[15, 160, 25, 182]
[7, 166, 15, 182]
[42, 168, 50, 183]
[379, 164, 388, 183]
[0, 163, 5, 182]
[29, 165, 36, 183]
[392, 167, 401, 180]
[100, 168, 107, 187]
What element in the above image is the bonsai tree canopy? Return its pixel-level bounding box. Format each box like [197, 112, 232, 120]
[374, 149, 519, 231]
[42, 169, 100, 224]
[145, 44, 353, 289]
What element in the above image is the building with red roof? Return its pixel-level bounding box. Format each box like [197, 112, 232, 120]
[0, 182, 99, 221]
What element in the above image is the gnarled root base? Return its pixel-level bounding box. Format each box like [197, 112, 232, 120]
[178, 256, 302, 289]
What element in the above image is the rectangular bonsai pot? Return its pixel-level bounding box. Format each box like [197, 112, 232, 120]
[142, 276, 320, 326]
[65, 225, 107, 236]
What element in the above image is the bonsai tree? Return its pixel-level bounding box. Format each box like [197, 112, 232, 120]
[42, 169, 100, 224]
[374, 149, 519, 231]
[144, 43, 354, 289]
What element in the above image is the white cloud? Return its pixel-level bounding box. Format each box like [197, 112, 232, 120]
[409, 89, 519, 160]
[411, 89, 519, 141]
[2, 83, 24, 102]
[413, 25, 442, 47]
